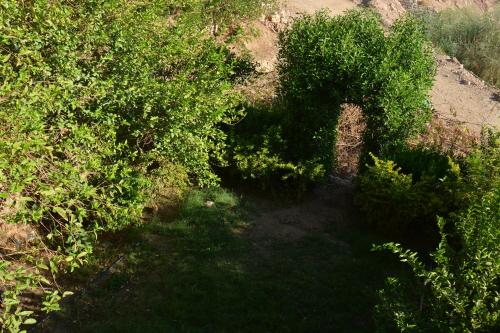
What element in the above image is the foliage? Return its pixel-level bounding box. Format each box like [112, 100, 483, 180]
[357, 151, 461, 233]
[374, 188, 500, 332]
[277, 10, 434, 154]
[226, 104, 325, 190]
[0, 0, 270, 330]
[358, 131, 499, 234]
[227, 10, 435, 187]
[416, 5, 500, 87]
[373, 131, 500, 332]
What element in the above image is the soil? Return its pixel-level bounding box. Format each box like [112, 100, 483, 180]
[431, 54, 500, 131]
[246, 177, 359, 247]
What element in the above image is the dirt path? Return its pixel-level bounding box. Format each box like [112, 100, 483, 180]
[286, 0, 360, 15]
[245, 0, 499, 132]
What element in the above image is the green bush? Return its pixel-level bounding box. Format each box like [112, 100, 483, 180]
[228, 10, 435, 187]
[226, 104, 325, 190]
[357, 152, 461, 233]
[0, 0, 269, 330]
[374, 188, 500, 333]
[417, 5, 500, 87]
[358, 131, 499, 234]
[372, 131, 500, 332]
[277, 10, 435, 154]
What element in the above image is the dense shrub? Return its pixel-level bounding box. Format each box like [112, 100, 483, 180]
[374, 188, 500, 332]
[416, 5, 500, 87]
[228, 10, 435, 187]
[372, 131, 500, 332]
[357, 151, 461, 233]
[358, 131, 499, 234]
[226, 104, 326, 190]
[278, 10, 435, 155]
[0, 0, 269, 330]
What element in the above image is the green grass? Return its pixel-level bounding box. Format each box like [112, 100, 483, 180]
[417, 5, 500, 87]
[41, 188, 406, 333]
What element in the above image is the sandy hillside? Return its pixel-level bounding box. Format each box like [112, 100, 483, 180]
[286, 0, 359, 15]
[244, 0, 499, 132]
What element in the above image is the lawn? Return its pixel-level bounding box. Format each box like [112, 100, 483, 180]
[37, 187, 406, 333]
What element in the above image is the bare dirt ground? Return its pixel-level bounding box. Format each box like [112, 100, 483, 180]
[246, 177, 359, 248]
[431, 54, 499, 131]
[286, 0, 359, 15]
[243, 0, 499, 133]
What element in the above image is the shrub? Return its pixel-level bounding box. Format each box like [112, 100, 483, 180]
[357, 151, 461, 233]
[227, 10, 435, 187]
[277, 10, 435, 155]
[416, 5, 500, 87]
[358, 131, 499, 234]
[226, 104, 325, 190]
[374, 188, 500, 332]
[0, 0, 269, 330]
[373, 131, 500, 332]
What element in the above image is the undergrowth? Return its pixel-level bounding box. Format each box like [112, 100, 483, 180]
[364, 131, 500, 332]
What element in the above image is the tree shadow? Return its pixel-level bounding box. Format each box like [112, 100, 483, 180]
[37, 188, 407, 333]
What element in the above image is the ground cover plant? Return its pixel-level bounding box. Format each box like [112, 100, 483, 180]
[0, 0, 271, 330]
[227, 10, 435, 187]
[417, 5, 500, 87]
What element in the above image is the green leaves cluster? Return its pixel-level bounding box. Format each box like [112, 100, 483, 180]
[372, 132, 500, 332]
[0, 0, 270, 330]
[357, 151, 462, 232]
[375, 188, 500, 332]
[278, 10, 434, 156]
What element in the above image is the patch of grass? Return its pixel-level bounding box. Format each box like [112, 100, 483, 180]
[40, 188, 405, 333]
[417, 5, 500, 87]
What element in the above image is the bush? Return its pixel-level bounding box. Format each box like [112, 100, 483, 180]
[226, 104, 326, 190]
[277, 10, 435, 155]
[227, 10, 435, 187]
[357, 151, 461, 233]
[358, 131, 499, 234]
[417, 5, 500, 87]
[0, 0, 269, 330]
[373, 131, 500, 332]
[374, 188, 500, 332]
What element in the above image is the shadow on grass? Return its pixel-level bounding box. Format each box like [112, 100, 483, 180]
[39, 188, 406, 333]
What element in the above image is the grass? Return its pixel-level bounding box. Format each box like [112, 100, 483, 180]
[417, 5, 500, 87]
[38, 188, 406, 333]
